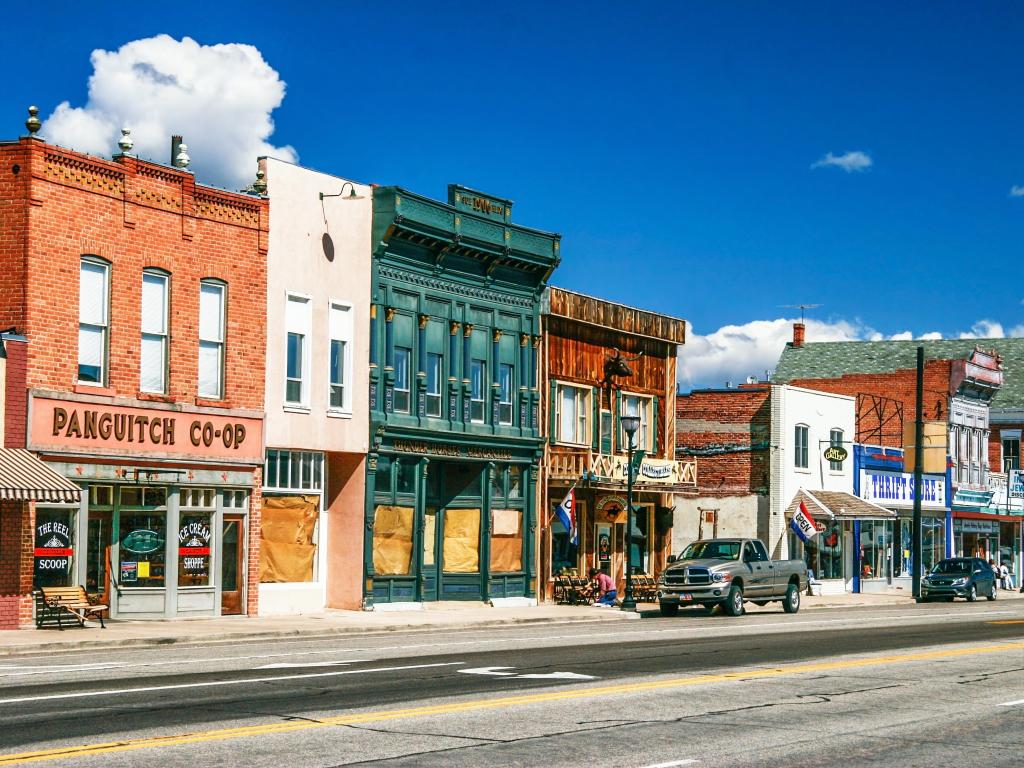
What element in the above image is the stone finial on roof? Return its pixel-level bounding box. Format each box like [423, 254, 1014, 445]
[117, 128, 134, 155]
[174, 142, 190, 170]
[25, 106, 41, 137]
[252, 166, 267, 195]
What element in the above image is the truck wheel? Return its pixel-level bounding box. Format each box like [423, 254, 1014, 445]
[723, 585, 744, 616]
[782, 582, 800, 613]
[659, 603, 679, 617]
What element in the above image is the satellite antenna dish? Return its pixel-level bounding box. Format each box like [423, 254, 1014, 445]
[780, 303, 822, 323]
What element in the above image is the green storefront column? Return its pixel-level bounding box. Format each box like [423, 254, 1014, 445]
[524, 462, 536, 598]
[481, 462, 494, 602]
[362, 453, 379, 610]
[414, 457, 429, 602]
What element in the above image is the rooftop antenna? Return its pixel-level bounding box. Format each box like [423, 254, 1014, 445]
[781, 303, 821, 323]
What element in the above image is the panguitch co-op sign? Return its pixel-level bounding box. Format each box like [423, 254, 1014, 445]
[28, 395, 263, 464]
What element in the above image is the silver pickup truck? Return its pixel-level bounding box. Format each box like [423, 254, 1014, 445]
[657, 538, 808, 617]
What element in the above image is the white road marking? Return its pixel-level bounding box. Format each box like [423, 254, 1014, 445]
[998, 698, 1024, 706]
[638, 760, 698, 768]
[255, 660, 368, 669]
[0, 662, 464, 705]
[459, 666, 596, 680]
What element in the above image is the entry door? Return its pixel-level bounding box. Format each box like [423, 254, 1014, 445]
[421, 508, 439, 601]
[221, 515, 245, 615]
[86, 510, 113, 602]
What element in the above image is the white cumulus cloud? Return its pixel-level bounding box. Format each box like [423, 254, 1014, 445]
[811, 150, 873, 173]
[42, 35, 296, 190]
[680, 317, 1024, 391]
[1010, 185, 1024, 197]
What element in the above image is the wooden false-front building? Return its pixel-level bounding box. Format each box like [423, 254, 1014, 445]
[364, 186, 559, 606]
[540, 288, 696, 599]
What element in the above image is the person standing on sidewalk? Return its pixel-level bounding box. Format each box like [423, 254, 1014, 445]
[590, 568, 618, 607]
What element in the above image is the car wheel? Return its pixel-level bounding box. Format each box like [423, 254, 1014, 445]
[723, 585, 744, 616]
[782, 582, 800, 613]
[659, 603, 679, 617]
[987, 582, 997, 601]
[967, 584, 977, 602]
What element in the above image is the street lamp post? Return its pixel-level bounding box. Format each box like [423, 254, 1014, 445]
[620, 414, 641, 612]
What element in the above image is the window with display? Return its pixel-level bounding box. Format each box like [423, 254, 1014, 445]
[34, 508, 76, 588]
[119, 511, 167, 588]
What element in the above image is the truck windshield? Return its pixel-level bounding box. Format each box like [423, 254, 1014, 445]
[679, 541, 741, 561]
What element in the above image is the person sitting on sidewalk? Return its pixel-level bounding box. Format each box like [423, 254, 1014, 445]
[589, 568, 617, 607]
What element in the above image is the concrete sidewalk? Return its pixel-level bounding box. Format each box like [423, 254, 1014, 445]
[2, 589, 1019, 656]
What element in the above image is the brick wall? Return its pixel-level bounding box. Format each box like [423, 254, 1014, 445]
[246, 467, 262, 617]
[676, 388, 771, 496]
[788, 360, 953, 447]
[0, 500, 35, 629]
[0, 138, 268, 410]
[2, 338, 27, 448]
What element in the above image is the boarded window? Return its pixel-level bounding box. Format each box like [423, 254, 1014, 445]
[259, 495, 318, 583]
[443, 508, 480, 573]
[372, 505, 414, 576]
[490, 509, 523, 573]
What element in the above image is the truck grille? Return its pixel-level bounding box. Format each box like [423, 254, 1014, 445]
[664, 568, 712, 586]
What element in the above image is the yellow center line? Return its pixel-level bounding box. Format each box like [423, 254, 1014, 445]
[988, 620, 1024, 625]
[2, 640, 1023, 765]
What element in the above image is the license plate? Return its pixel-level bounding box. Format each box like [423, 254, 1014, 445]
[681, 593, 693, 601]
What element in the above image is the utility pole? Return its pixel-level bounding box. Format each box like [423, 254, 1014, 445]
[912, 347, 925, 599]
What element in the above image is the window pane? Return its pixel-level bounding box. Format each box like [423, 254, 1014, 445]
[178, 513, 212, 587]
[443, 508, 480, 573]
[427, 354, 442, 395]
[79, 261, 107, 325]
[199, 283, 224, 342]
[34, 508, 76, 589]
[560, 387, 576, 442]
[330, 339, 345, 383]
[287, 333, 304, 379]
[141, 273, 167, 334]
[140, 334, 165, 393]
[78, 325, 104, 382]
[119, 511, 167, 588]
[198, 341, 222, 398]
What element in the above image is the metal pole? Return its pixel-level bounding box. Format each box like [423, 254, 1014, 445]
[621, 441, 636, 611]
[912, 346, 925, 599]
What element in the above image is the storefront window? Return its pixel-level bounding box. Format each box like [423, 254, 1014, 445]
[490, 465, 506, 500]
[396, 460, 416, 495]
[508, 466, 522, 498]
[34, 508, 76, 589]
[802, 521, 844, 580]
[629, 507, 650, 574]
[858, 520, 891, 580]
[119, 511, 167, 588]
[999, 521, 1019, 577]
[259, 495, 318, 583]
[443, 508, 480, 573]
[552, 514, 579, 575]
[178, 513, 213, 587]
[372, 505, 414, 575]
[490, 509, 523, 573]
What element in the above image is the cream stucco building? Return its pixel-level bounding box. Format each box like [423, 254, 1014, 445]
[260, 157, 372, 614]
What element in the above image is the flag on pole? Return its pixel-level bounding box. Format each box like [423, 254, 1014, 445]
[790, 500, 818, 543]
[554, 487, 578, 546]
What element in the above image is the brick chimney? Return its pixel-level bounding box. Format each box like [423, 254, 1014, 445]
[792, 322, 806, 348]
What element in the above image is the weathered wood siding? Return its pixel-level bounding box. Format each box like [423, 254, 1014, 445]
[546, 287, 687, 345]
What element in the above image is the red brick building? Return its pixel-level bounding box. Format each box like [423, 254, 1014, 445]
[0, 123, 268, 627]
[674, 386, 770, 551]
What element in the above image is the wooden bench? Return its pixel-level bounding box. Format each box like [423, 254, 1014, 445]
[35, 586, 108, 630]
[631, 574, 659, 603]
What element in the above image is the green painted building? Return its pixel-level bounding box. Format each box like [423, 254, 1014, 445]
[364, 185, 560, 606]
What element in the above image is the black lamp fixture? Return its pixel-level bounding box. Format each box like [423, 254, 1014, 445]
[620, 413, 641, 612]
[319, 182, 364, 202]
[0, 327, 16, 359]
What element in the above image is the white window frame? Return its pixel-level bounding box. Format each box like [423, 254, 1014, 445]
[140, 269, 169, 394]
[284, 292, 311, 409]
[78, 257, 110, 386]
[1001, 429, 1021, 472]
[555, 382, 590, 446]
[620, 393, 653, 453]
[393, 346, 412, 414]
[426, 352, 443, 418]
[470, 359, 487, 424]
[328, 300, 353, 414]
[198, 280, 226, 400]
[794, 424, 809, 470]
[498, 363, 514, 425]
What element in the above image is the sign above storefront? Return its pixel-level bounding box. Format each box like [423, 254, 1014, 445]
[859, 469, 947, 510]
[392, 439, 514, 462]
[29, 394, 263, 465]
[1009, 469, 1024, 499]
[823, 446, 848, 464]
[590, 454, 695, 486]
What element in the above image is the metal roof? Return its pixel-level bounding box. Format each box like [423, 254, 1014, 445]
[774, 337, 1024, 409]
[787, 488, 897, 520]
[0, 449, 81, 503]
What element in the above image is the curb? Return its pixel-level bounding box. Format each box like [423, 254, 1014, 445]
[0, 611, 639, 658]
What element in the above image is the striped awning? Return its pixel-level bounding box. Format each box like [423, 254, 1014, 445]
[0, 449, 81, 503]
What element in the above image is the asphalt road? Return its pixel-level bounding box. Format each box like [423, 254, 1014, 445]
[0, 601, 1022, 767]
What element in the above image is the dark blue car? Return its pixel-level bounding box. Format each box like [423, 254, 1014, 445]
[918, 557, 997, 602]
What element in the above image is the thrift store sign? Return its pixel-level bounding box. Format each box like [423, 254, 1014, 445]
[860, 469, 946, 510]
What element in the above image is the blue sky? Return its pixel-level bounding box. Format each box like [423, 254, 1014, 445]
[4, 3, 1023, 387]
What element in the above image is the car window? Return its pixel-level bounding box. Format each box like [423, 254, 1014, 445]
[680, 541, 740, 560]
[752, 541, 770, 562]
[931, 559, 971, 574]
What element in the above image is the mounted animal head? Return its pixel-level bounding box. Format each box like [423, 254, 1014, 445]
[604, 347, 643, 380]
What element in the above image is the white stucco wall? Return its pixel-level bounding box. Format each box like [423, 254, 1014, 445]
[769, 385, 856, 558]
[262, 158, 371, 453]
[672, 494, 766, 555]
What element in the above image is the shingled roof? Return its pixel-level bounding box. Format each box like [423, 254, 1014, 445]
[773, 337, 1024, 409]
